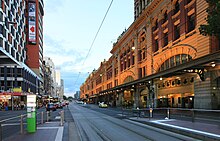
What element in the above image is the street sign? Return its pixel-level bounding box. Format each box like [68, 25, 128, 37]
[27, 95, 36, 133]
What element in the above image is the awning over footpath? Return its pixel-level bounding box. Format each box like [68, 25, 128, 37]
[100, 51, 220, 93]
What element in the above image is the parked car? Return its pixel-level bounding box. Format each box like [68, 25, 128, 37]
[99, 102, 108, 108]
[54, 102, 63, 109]
[46, 103, 56, 111]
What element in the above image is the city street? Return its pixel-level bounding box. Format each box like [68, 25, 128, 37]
[68, 102, 201, 141]
[0, 107, 62, 140]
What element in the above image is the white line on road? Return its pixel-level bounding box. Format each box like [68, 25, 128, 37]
[37, 126, 64, 141]
[153, 121, 220, 138]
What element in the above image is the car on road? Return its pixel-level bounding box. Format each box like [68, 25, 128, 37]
[99, 102, 108, 108]
[46, 103, 56, 111]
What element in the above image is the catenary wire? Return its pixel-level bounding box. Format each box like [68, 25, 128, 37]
[73, 0, 114, 88]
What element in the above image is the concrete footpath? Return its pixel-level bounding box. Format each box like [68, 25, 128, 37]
[4, 122, 63, 141]
[3, 107, 220, 141]
[129, 117, 220, 141]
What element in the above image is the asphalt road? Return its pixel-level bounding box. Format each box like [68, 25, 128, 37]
[68, 103, 201, 141]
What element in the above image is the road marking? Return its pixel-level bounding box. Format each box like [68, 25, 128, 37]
[153, 121, 220, 138]
[37, 126, 64, 141]
[150, 119, 176, 122]
[1, 123, 23, 126]
[55, 116, 61, 119]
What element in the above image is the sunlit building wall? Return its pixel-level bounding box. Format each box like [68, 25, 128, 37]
[80, 0, 220, 109]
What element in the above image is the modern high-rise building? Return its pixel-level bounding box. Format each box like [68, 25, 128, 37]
[0, 0, 43, 109]
[26, 0, 44, 94]
[80, 0, 220, 109]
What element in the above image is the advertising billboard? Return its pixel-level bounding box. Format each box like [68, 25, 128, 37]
[28, 3, 36, 44]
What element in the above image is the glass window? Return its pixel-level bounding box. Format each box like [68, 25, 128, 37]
[163, 32, 168, 47]
[174, 1, 180, 15]
[170, 56, 175, 67]
[163, 12, 168, 23]
[181, 54, 187, 63]
[175, 55, 181, 65]
[165, 60, 169, 69]
[188, 14, 195, 33]
[160, 63, 165, 71]
[174, 24, 180, 40]
[154, 39, 159, 52]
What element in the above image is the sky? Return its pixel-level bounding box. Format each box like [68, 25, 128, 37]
[43, 0, 134, 97]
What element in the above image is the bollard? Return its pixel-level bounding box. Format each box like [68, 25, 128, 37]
[41, 112, 44, 124]
[149, 108, 153, 118]
[192, 109, 195, 122]
[0, 122, 2, 141]
[47, 111, 50, 122]
[60, 111, 64, 126]
[20, 115, 24, 134]
[136, 107, 140, 119]
[167, 108, 170, 119]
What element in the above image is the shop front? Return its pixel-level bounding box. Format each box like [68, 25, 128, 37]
[0, 92, 26, 110]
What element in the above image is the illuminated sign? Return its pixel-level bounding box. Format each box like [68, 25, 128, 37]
[28, 3, 36, 44]
[27, 95, 36, 107]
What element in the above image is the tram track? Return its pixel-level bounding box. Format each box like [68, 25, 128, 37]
[77, 105, 201, 141]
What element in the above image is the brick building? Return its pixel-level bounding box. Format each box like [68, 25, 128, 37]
[80, 0, 220, 109]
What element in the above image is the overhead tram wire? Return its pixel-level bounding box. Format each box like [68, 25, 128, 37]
[73, 0, 114, 87]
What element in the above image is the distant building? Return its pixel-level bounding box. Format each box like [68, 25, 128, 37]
[75, 91, 80, 99]
[43, 57, 56, 97]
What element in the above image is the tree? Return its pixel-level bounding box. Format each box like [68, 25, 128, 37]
[199, 0, 220, 38]
[63, 95, 67, 100]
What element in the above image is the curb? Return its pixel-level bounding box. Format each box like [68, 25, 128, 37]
[129, 119, 220, 141]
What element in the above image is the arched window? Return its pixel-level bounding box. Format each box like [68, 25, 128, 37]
[158, 54, 192, 71]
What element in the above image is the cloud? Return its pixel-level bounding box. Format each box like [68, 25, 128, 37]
[44, 0, 66, 13]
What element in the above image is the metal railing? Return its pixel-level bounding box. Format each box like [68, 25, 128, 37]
[0, 110, 65, 141]
[121, 108, 220, 124]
